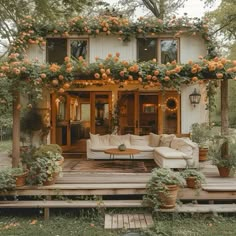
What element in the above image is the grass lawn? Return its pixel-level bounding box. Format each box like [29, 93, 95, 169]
[0, 209, 236, 236]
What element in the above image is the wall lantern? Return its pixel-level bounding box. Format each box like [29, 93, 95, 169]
[189, 88, 201, 107]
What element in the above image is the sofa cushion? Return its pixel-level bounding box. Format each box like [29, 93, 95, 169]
[90, 133, 100, 146]
[171, 137, 195, 157]
[90, 133, 110, 146]
[159, 134, 176, 147]
[149, 133, 161, 147]
[130, 135, 149, 146]
[129, 145, 154, 152]
[109, 134, 131, 146]
[91, 146, 117, 152]
[154, 146, 191, 159]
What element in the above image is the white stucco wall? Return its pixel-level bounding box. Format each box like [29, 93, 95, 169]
[25, 45, 46, 64]
[181, 84, 209, 133]
[180, 35, 207, 63]
[89, 35, 136, 62]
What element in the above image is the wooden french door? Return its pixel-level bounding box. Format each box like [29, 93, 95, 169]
[118, 91, 180, 135]
[51, 91, 112, 151]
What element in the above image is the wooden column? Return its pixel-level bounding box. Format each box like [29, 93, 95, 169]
[221, 79, 229, 136]
[12, 91, 20, 167]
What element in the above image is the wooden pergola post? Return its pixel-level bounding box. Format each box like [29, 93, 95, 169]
[12, 91, 20, 167]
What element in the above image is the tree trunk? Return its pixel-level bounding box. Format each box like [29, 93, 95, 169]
[12, 91, 20, 167]
[221, 79, 229, 158]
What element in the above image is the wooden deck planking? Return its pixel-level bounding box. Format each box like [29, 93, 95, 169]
[104, 214, 153, 229]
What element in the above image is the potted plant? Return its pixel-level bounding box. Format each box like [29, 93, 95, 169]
[0, 168, 16, 193]
[181, 169, 206, 189]
[143, 168, 185, 210]
[22, 144, 64, 186]
[11, 167, 29, 187]
[208, 135, 236, 177]
[190, 122, 212, 161]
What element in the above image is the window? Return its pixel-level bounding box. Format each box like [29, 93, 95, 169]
[160, 39, 178, 64]
[46, 38, 88, 64]
[137, 38, 179, 63]
[137, 38, 157, 62]
[69, 39, 88, 59]
[47, 38, 67, 64]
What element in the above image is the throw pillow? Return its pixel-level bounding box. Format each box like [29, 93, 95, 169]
[89, 133, 100, 146]
[171, 137, 195, 157]
[159, 134, 176, 147]
[149, 133, 161, 147]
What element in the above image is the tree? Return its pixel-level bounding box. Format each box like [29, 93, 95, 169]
[115, 0, 187, 19]
[0, 0, 95, 57]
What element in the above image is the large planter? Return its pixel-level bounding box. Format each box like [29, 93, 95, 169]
[199, 148, 208, 162]
[186, 177, 199, 189]
[43, 172, 59, 186]
[158, 185, 179, 209]
[217, 166, 231, 177]
[14, 170, 29, 187]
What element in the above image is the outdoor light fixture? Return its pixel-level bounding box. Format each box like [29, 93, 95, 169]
[189, 88, 201, 107]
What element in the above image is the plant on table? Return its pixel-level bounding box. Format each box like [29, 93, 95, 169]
[208, 135, 236, 177]
[143, 168, 185, 210]
[180, 169, 206, 189]
[190, 122, 212, 161]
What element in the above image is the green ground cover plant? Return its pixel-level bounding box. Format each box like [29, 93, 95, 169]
[1, 209, 236, 236]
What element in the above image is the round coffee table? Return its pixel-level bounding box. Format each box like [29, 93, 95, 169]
[104, 148, 140, 159]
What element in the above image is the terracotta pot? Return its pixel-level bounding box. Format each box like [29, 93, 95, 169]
[158, 185, 179, 209]
[186, 177, 199, 189]
[56, 156, 64, 166]
[217, 166, 231, 177]
[43, 172, 59, 186]
[14, 171, 29, 187]
[199, 148, 208, 162]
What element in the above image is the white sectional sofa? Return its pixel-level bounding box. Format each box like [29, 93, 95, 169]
[86, 133, 199, 168]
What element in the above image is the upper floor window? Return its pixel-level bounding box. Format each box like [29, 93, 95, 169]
[137, 38, 179, 63]
[46, 38, 88, 64]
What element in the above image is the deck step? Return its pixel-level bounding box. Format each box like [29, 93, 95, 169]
[0, 200, 144, 208]
[104, 213, 153, 229]
[161, 204, 236, 213]
[202, 185, 236, 191]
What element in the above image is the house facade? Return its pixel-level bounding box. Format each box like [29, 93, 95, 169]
[25, 28, 209, 151]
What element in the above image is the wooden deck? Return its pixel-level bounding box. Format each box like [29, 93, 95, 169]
[1, 156, 236, 219]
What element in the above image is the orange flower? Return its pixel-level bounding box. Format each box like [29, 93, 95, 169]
[49, 64, 60, 72]
[58, 75, 64, 80]
[153, 70, 159, 76]
[164, 76, 170, 81]
[191, 68, 197, 74]
[102, 73, 107, 79]
[192, 77, 198, 82]
[52, 79, 59, 86]
[40, 73, 46, 79]
[216, 73, 223, 79]
[94, 73, 100, 79]
[146, 74, 152, 80]
[119, 71, 125, 77]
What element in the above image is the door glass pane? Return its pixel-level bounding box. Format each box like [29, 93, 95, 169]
[163, 97, 178, 134]
[95, 94, 110, 135]
[118, 92, 135, 134]
[46, 38, 67, 64]
[160, 39, 178, 64]
[137, 38, 157, 62]
[139, 94, 158, 135]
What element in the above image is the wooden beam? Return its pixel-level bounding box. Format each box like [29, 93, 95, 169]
[12, 91, 20, 167]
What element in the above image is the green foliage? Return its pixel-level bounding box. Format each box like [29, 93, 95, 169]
[21, 145, 64, 185]
[208, 135, 236, 168]
[33, 144, 62, 157]
[143, 168, 185, 210]
[0, 168, 16, 193]
[180, 169, 206, 187]
[190, 122, 212, 148]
